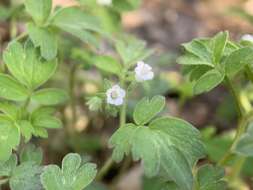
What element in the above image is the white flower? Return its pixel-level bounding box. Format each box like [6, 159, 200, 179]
[241, 34, 253, 43]
[106, 85, 126, 106]
[134, 61, 154, 82]
[97, 0, 112, 6]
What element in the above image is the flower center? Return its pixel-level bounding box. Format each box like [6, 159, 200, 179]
[111, 90, 118, 99]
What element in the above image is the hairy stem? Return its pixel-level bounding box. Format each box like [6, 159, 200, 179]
[225, 76, 244, 118]
[218, 77, 246, 166]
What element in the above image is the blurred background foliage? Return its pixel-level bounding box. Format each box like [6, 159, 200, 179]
[1, 0, 253, 189]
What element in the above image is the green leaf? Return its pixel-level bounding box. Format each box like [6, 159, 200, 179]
[17, 120, 34, 142]
[142, 177, 179, 190]
[27, 23, 57, 60]
[94, 56, 122, 75]
[177, 53, 214, 67]
[51, 7, 101, 46]
[110, 117, 205, 190]
[0, 116, 20, 162]
[32, 115, 62, 129]
[0, 102, 20, 120]
[225, 47, 253, 76]
[31, 107, 59, 137]
[113, 0, 141, 12]
[31, 88, 68, 105]
[3, 41, 58, 89]
[182, 39, 212, 64]
[234, 123, 253, 156]
[194, 69, 224, 95]
[0, 154, 17, 176]
[115, 36, 153, 65]
[25, 0, 52, 25]
[133, 96, 165, 125]
[20, 144, 43, 165]
[212, 31, 228, 64]
[197, 164, 227, 190]
[9, 162, 43, 190]
[0, 74, 29, 102]
[41, 153, 97, 190]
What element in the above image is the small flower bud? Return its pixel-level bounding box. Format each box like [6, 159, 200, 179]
[97, 0, 112, 6]
[241, 34, 253, 43]
[87, 96, 103, 111]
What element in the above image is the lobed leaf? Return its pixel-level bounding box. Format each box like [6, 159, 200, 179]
[27, 23, 57, 60]
[93, 56, 122, 75]
[197, 164, 227, 190]
[25, 0, 52, 25]
[194, 69, 224, 95]
[31, 88, 68, 106]
[110, 117, 205, 190]
[41, 153, 97, 190]
[0, 74, 29, 102]
[3, 41, 57, 90]
[133, 96, 165, 125]
[225, 47, 253, 76]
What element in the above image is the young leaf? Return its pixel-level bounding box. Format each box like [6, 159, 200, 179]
[110, 117, 205, 190]
[194, 69, 224, 95]
[212, 31, 228, 64]
[0, 116, 20, 162]
[225, 47, 253, 76]
[20, 144, 43, 165]
[0, 74, 29, 102]
[234, 124, 253, 156]
[94, 56, 122, 75]
[31, 88, 68, 106]
[17, 120, 34, 142]
[197, 164, 227, 190]
[9, 162, 43, 190]
[3, 42, 57, 89]
[115, 36, 153, 65]
[0, 154, 17, 176]
[50, 7, 101, 46]
[0, 102, 20, 120]
[27, 23, 57, 60]
[182, 39, 212, 64]
[133, 96, 165, 125]
[41, 153, 97, 190]
[25, 0, 52, 25]
[30, 107, 59, 137]
[177, 53, 214, 67]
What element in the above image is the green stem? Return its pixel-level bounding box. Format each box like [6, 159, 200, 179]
[96, 69, 129, 180]
[69, 64, 77, 129]
[96, 157, 114, 181]
[14, 32, 28, 41]
[0, 178, 9, 186]
[218, 117, 247, 166]
[224, 76, 244, 118]
[218, 77, 246, 166]
[245, 65, 253, 84]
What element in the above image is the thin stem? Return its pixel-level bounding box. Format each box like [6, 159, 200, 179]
[96, 157, 114, 181]
[96, 68, 129, 180]
[14, 32, 28, 41]
[224, 76, 244, 118]
[218, 77, 246, 166]
[0, 178, 9, 186]
[218, 117, 247, 166]
[245, 65, 253, 84]
[69, 64, 77, 129]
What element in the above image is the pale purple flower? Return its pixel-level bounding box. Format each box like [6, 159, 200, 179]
[106, 85, 126, 106]
[241, 34, 253, 43]
[134, 61, 154, 82]
[97, 0, 112, 6]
